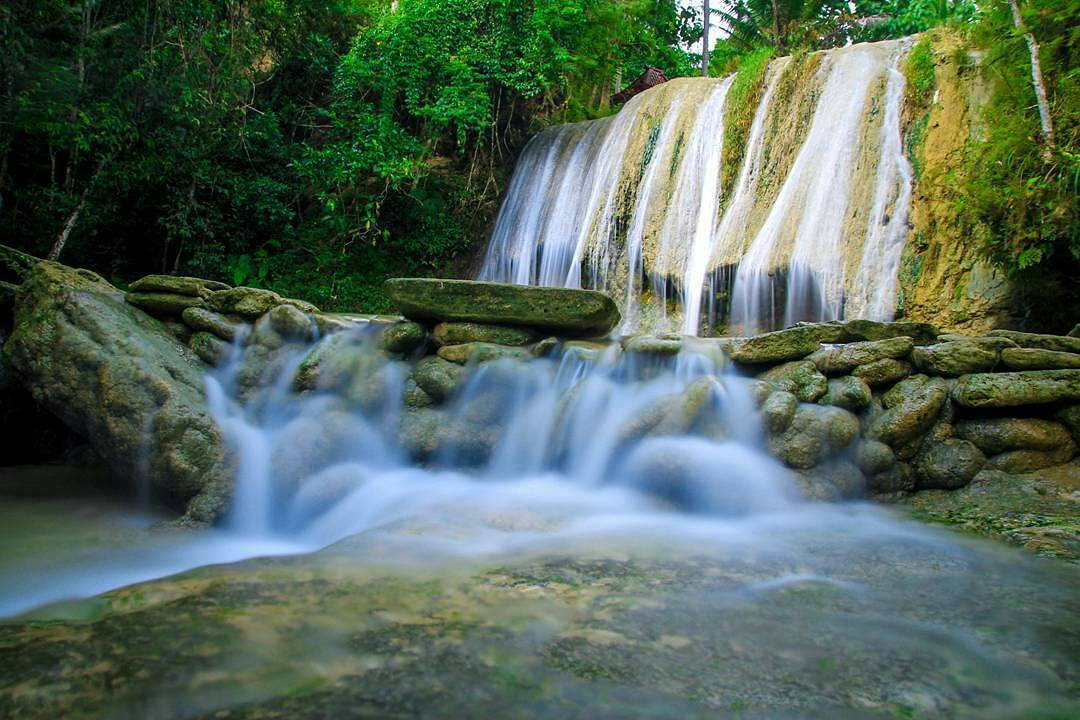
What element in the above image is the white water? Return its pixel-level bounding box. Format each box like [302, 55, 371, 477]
[480, 39, 914, 334]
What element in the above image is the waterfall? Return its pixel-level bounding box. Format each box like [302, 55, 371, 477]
[479, 39, 914, 335]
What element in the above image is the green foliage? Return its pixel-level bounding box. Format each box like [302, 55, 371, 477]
[905, 37, 937, 108]
[718, 47, 774, 195]
[855, 0, 979, 40]
[0, 0, 695, 310]
[949, 0, 1078, 276]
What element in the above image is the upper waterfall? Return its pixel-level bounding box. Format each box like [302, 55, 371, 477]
[479, 38, 914, 335]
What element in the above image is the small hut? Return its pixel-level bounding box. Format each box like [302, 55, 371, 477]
[611, 67, 668, 105]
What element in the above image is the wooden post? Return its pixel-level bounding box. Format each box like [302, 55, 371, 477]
[701, 0, 710, 77]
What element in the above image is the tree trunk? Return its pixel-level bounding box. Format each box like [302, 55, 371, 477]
[701, 0, 710, 77]
[48, 157, 105, 261]
[1009, 0, 1055, 158]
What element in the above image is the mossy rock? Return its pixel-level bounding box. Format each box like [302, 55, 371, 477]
[808, 337, 913, 375]
[411, 356, 467, 404]
[378, 321, 428, 355]
[767, 405, 858, 469]
[730, 324, 843, 364]
[911, 341, 998, 376]
[756, 360, 827, 402]
[436, 342, 532, 365]
[851, 358, 913, 386]
[761, 390, 798, 434]
[988, 330, 1080, 355]
[188, 331, 229, 367]
[1000, 347, 1080, 371]
[208, 286, 318, 318]
[623, 335, 683, 356]
[915, 438, 985, 490]
[954, 417, 1074, 454]
[128, 274, 230, 297]
[385, 278, 620, 336]
[818, 376, 872, 412]
[181, 306, 247, 342]
[2, 261, 231, 521]
[985, 446, 1076, 473]
[125, 291, 205, 316]
[868, 375, 949, 448]
[268, 304, 315, 341]
[952, 370, 1080, 408]
[432, 322, 535, 347]
[842, 319, 938, 345]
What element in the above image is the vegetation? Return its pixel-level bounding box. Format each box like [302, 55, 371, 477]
[0, 0, 699, 310]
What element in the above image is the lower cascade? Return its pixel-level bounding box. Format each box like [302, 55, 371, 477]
[480, 39, 915, 335]
[2, 266, 1078, 717]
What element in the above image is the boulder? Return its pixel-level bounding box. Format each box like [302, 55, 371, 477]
[188, 331, 230, 367]
[384, 278, 620, 336]
[756, 360, 827, 402]
[851, 358, 913, 386]
[761, 390, 798, 434]
[818, 376, 872, 412]
[411, 355, 467, 403]
[954, 417, 1074, 454]
[915, 439, 985, 490]
[936, 334, 1018, 351]
[125, 292, 205, 316]
[208, 286, 318, 318]
[403, 378, 435, 408]
[867, 461, 916, 494]
[432, 322, 535, 347]
[3, 261, 231, 522]
[268, 304, 315, 340]
[842, 319, 938, 345]
[808, 337, 913, 374]
[128, 274, 230, 297]
[437, 342, 532, 365]
[379, 321, 428, 355]
[163, 320, 192, 344]
[293, 332, 382, 393]
[182, 306, 246, 343]
[988, 330, 1080, 355]
[730, 324, 843, 364]
[1000, 347, 1080, 371]
[623, 335, 683, 356]
[1058, 405, 1080, 442]
[854, 439, 896, 476]
[911, 341, 998, 376]
[868, 375, 949, 447]
[951, 370, 1080, 408]
[986, 445, 1075, 473]
[767, 405, 858, 469]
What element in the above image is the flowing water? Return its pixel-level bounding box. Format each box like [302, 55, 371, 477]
[480, 39, 915, 334]
[1, 325, 1078, 717]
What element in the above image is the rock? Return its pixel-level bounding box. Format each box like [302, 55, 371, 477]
[384, 278, 620, 336]
[936, 334, 1018, 351]
[411, 355, 467, 403]
[3, 262, 231, 522]
[164, 320, 192, 344]
[767, 405, 858, 469]
[399, 407, 444, 460]
[808, 337, 913, 374]
[987, 445, 1075, 473]
[128, 274, 229, 297]
[1058, 405, 1080, 442]
[842, 319, 938, 345]
[818, 376, 872, 412]
[747, 379, 773, 407]
[911, 341, 998, 376]
[125, 291, 205, 316]
[293, 332, 382, 393]
[532, 336, 560, 357]
[851, 358, 914, 386]
[268, 304, 315, 340]
[761, 391, 798, 434]
[624, 335, 683, 356]
[1000, 347, 1080, 370]
[182, 306, 246, 343]
[756, 360, 827, 403]
[313, 313, 363, 336]
[208, 286, 318, 318]
[1070, 324, 1080, 338]
[915, 439, 985, 490]
[403, 378, 434, 408]
[868, 375, 949, 447]
[854, 440, 896, 476]
[868, 461, 916, 494]
[952, 370, 1080, 408]
[379, 321, 428, 355]
[988, 330, 1080, 354]
[954, 417, 1074, 455]
[437, 342, 532, 365]
[250, 320, 284, 350]
[432, 322, 535, 347]
[730, 324, 843, 364]
[188, 331, 230, 366]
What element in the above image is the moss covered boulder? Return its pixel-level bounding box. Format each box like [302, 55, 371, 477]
[911, 341, 999, 376]
[952, 370, 1080, 408]
[808, 337, 913, 374]
[842, 319, 938, 345]
[378, 321, 428, 355]
[818, 376, 872, 412]
[3, 261, 231, 522]
[432, 322, 535, 347]
[756, 360, 828, 402]
[385, 278, 620, 336]
[181, 306, 246, 343]
[868, 375, 949, 448]
[988, 330, 1080, 355]
[125, 292, 205, 316]
[208, 286, 318, 318]
[436, 342, 532, 365]
[851, 357, 914, 386]
[730, 324, 843, 364]
[128, 274, 230, 297]
[954, 417, 1074, 455]
[1000, 347, 1080, 371]
[915, 439, 985, 490]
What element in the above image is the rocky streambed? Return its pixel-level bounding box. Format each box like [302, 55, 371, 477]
[1, 250, 1079, 718]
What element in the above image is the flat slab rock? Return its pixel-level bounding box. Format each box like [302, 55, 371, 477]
[384, 278, 620, 336]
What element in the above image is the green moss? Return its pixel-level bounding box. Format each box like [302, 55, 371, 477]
[905, 38, 936, 109]
[719, 48, 774, 198]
